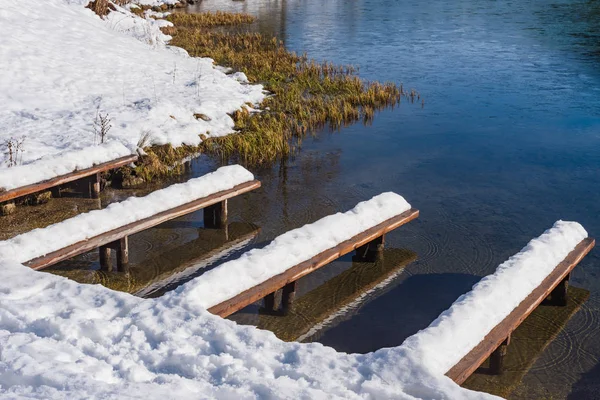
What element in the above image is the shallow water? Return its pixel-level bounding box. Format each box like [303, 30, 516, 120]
[11, 0, 597, 397]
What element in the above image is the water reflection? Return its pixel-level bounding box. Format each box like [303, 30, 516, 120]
[255, 248, 417, 342]
[46, 222, 260, 297]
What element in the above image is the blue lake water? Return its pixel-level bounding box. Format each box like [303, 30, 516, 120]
[184, 0, 600, 397]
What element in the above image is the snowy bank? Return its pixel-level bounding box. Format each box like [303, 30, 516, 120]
[165, 192, 412, 309]
[0, 0, 265, 168]
[0, 141, 134, 191]
[0, 165, 254, 263]
[0, 260, 494, 400]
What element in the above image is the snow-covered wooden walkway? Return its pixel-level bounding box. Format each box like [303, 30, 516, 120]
[0, 142, 138, 208]
[0, 165, 260, 271]
[446, 237, 595, 383]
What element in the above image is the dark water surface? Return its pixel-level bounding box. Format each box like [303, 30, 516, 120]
[41, 0, 600, 398]
[184, 1, 600, 397]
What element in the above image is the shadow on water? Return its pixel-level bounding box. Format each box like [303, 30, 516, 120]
[568, 359, 600, 400]
[254, 248, 418, 342]
[315, 271, 482, 354]
[46, 222, 260, 297]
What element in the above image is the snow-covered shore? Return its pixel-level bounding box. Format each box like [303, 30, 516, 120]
[0, 0, 264, 171]
[0, 1, 591, 399]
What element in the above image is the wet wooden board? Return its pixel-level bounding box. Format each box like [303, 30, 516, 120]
[24, 180, 261, 270]
[208, 208, 420, 318]
[256, 248, 417, 342]
[446, 237, 595, 385]
[0, 154, 138, 203]
[462, 286, 590, 398]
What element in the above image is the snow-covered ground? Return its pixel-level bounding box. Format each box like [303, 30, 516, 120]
[0, 165, 254, 263]
[0, 0, 264, 171]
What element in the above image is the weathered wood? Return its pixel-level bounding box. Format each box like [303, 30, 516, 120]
[99, 245, 112, 272]
[446, 238, 595, 385]
[263, 292, 277, 312]
[116, 237, 129, 272]
[208, 208, 419, 318]
[354, 234, 385, 262]
[204, 199, 228, 229]
[281, 281, 297, 313]
[0, 201, 16, 216]
[0, 154, 138, 204]
[89, 173, 102, 199]
[550, 273, 569, 307]
[24, 180, 261, 270]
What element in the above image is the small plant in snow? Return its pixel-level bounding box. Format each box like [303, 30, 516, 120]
[4, 137, 25, 167]
[137, 130, 153, 148]
[93, 107, 112, 144]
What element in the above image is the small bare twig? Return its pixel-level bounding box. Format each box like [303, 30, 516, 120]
[4, 137, 25, 167]
[93, 106, 112, 144]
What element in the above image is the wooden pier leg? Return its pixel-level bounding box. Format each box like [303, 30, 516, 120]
[550, 273, 570, 307]
[204, 200, 228, 229]
[262, 292, 277, 313]
[281, 281, 297, 314]
[115, 236, 129, 272]
[99, 245, 113, 272]
[50, 186, 62, 198]
[353, 235, 385, 262]
[89, 173, 101, 199]
[489, 336, 510, 375]
[0, 201, 16, 216]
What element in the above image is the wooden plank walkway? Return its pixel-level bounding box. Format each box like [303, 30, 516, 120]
[24, 180, 261, 271]
[0, 154, 138, 204]
[446, 237, 595, 385]
[207, 208, 420, 318]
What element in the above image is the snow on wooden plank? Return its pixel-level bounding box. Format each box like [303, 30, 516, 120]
[0, 141, 136, 196]
[0, 165, 259, 266]
[163, 192, 417, 316]
[446, 237, 595, 384]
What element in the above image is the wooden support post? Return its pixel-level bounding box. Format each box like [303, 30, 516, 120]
[115, 237, 129, 272]
[50, 186, 62, 198]
[204, 200, 228, 229]
[262, 292, 277, 312]
[489, 336, 510, 375]
[89, 173, 101, 199]
[550, 273, 570, 307]
[99, 245, 113, 272]
[354, 234, 385, 262]
[0, 201, 16, 216]
[281, 281, 297, 314]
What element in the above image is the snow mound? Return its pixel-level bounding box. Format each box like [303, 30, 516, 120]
[0, 258, 494, 400]
[0, 0, 265, 167]
[0, 165, 254, 263]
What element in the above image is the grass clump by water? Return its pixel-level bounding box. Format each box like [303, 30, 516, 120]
[162, 11, 420, 165]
